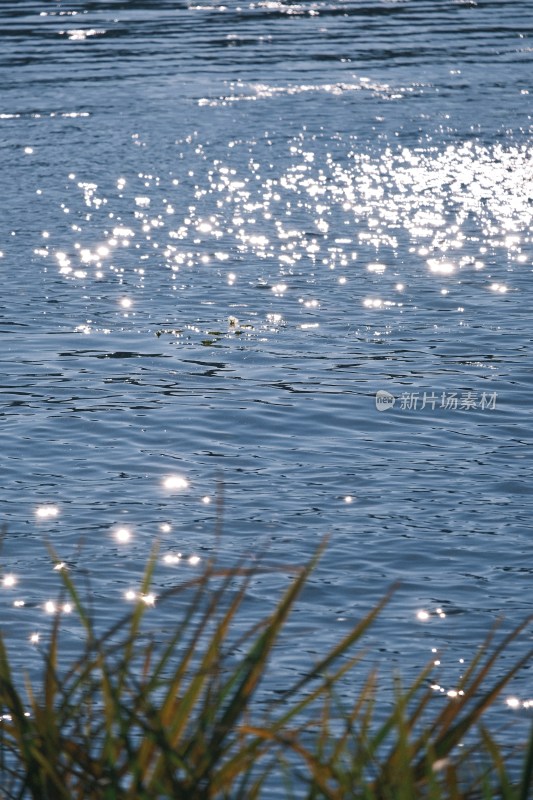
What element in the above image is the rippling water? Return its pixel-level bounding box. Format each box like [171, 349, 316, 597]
[1, 0, 532, 734]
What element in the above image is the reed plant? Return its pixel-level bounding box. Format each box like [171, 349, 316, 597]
[0, 543, 532, 799]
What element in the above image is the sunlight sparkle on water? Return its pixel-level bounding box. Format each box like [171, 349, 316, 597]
[163, 475, 189, 491]
[115, 527, 132, 543]
[113, 226, 135, 239]
[417, 606, 449, 622]
[63, 28, 106, 41]
[490, 283, 508, 293]
[141, 593, 156, 607]
[2, 575, 17, 588]
[428, 260, 455, 275]
[163, 553, 181, 565]
[35, 505, 59, 519]
[35, 139, 532, 333]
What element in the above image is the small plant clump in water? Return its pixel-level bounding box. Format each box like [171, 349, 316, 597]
[0, 543, 532, 800]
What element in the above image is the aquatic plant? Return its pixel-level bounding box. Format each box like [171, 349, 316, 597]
[0, 544, 532, 799]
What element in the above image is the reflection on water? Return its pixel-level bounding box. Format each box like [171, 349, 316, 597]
[0, 0, 532, 740]
[35, 504, 60, 519]
[25, 137, 533, 352]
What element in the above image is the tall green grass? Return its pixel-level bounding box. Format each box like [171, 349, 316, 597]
[0, 544, 532, 799]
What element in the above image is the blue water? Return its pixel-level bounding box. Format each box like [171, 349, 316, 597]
[1, 0, 532, 743]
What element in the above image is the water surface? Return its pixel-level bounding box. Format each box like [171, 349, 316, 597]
[1, 0, 532, 736]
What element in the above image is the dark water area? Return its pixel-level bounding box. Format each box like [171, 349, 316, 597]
[1, 0, 532, 746]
